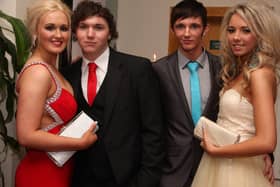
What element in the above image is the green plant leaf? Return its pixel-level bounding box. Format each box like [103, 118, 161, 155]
[0, 134, 8, 160]
[0, 10, 29, 169]
[4, 81, 15, 123]
[0, 10, 31, 73]
[6, 135, 20, 154]
[0, 75, 6, 103]
[0, 10, 26, 186]
[0, 112, 7, 137]
[0, 167, 4, 187]
[0, 29, 17, 80]
[0, 56, 9, 81]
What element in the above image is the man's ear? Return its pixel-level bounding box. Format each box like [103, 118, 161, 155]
[202, 24, 210, 37]
[170, 26, 174, 34]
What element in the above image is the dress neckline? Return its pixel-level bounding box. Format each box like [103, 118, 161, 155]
[224, 88, 252, 105]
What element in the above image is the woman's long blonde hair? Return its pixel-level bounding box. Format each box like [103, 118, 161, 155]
[220, 2, 280, 89]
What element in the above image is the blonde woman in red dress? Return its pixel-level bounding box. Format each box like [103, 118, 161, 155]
[15, 1, 97, 186]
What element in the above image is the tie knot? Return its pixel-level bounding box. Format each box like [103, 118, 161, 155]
[187, 61, 199, 72]
[88, 62, 97, 72]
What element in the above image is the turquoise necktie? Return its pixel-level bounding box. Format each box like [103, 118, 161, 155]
[187, 61, 201, 125]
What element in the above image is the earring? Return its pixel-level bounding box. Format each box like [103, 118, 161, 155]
[31, 35, 38, 51]
[248, 47, 260, 69]
[72, 34, 77, 41]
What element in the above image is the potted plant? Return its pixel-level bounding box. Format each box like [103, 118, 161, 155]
[0, 10, 31, 186]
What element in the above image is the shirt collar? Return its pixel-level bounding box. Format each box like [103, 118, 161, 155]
[178, 48, 207, 69]
[82, 47, 110, 73]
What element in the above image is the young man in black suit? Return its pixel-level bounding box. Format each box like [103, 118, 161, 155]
[62, 1, 164, 187]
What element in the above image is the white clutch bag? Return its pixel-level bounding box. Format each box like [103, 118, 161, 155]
[194, 116, 240, 146]
[47, 111, 98, 167]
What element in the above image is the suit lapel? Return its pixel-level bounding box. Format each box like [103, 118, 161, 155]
[70, 60, 83, 101]
[202, 52, 221, 115]
[69, 59, 91, 110]
[103, 50, 123, 130]
[167, 53, 193, 125]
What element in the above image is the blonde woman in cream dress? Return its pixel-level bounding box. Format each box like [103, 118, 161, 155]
[192, 2, 280, 187]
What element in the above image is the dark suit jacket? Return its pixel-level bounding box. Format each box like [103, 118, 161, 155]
[62, 49, 165, 187]
[152, 51, 222, 187]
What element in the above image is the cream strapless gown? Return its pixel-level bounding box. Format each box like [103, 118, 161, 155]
[191, 89, 273, 187]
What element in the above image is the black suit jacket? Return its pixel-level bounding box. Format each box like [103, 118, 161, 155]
[152, 51, 222, 187]
[62, 49, 165, 187]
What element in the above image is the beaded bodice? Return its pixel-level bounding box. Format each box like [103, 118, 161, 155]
[217, 89, 255, 142]
[17, 62, 77, 133]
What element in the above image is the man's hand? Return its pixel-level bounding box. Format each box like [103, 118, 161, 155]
[263, 154, 274, 184]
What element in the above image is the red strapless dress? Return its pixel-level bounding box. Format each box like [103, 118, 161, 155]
[15, 62, 78, 187]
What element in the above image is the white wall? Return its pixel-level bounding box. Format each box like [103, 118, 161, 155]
[117, 0, 248, 61]
[117, 0, 280, 60]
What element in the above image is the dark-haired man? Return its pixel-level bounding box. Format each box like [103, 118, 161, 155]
[62, 1, 164, 187]
[153, 1, 221, 186]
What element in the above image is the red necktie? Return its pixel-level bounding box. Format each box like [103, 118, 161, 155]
[87, 62, 97, 106]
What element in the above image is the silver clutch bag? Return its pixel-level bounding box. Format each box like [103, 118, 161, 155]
[47, 111, 98, 167]
[194, 116, 240, 146]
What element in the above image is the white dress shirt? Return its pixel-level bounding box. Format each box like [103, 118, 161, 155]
[81, 47, 109, 102]
[178, 49, 211, 112]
